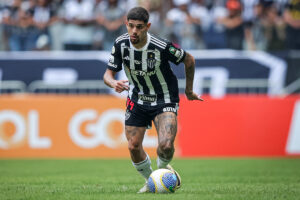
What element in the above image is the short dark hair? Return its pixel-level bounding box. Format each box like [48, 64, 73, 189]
[127, 7, 149, 23]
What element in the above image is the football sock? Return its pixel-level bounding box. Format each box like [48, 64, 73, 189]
[157, 156, 172, 169]
[132, 153, 153, 180]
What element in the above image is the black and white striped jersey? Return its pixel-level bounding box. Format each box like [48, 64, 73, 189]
[107, 32, 186, 106]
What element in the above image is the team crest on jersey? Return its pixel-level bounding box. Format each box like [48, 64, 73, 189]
[147, 52, 156, 69]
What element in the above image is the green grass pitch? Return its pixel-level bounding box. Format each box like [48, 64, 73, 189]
[0, 158, 300, 200]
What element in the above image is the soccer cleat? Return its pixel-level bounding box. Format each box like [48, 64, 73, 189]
[137, 181, 149, 193]
[166, 164, 181, 189]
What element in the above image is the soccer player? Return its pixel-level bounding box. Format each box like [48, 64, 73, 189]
[103, 6, 203, 193]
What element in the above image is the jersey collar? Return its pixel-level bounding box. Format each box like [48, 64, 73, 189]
[129, 33, 151, 51]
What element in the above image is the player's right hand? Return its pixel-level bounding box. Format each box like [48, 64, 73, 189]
[114, 80, 129, 93]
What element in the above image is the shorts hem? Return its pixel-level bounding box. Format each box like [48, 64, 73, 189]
[125, 123, 148, 128]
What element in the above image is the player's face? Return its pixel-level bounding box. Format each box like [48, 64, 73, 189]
[126, 20, 151, 45]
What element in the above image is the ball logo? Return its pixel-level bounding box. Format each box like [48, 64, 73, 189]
[0, 110, 51, 149]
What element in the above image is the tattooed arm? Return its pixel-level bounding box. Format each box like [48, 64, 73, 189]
[183, 52, 203, 101]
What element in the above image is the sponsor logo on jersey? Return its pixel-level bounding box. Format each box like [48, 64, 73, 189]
[124, 56, 130, 61]
[109, 55, 114, 63]
[108, 62, 117, 68]
[163, 107, 177, 113]
[134, 60, 141, 64]
[130, 69, 156, 76]
[174, 50, 182, 58]
[138, 94, 157, 102]
[169, 46, 182, 59]
[123, 56, 141, 65]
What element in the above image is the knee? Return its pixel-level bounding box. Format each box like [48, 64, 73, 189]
[158, 140, 174, 155]
[128, 140, 142, 153]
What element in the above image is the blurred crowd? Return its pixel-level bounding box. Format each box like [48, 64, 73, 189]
[0, 0, 299, 51]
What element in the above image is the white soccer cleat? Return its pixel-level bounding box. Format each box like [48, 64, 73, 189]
[166, 164, 182, 189]
[137, 181, 149, 193]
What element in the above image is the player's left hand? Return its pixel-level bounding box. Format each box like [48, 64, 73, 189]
[185, 91, 204, 101]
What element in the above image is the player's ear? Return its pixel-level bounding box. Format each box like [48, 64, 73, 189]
[146, 22, 151, 30]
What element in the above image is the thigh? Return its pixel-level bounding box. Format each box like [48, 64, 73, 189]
[125, 125, 147, 144]
[154, 112, 177, 143]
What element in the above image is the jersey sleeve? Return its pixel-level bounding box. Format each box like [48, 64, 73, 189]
[165, 42, 186, 65]
[107, 42, 123, 72]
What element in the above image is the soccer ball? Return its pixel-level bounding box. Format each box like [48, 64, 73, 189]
[147, 169, 178, 193]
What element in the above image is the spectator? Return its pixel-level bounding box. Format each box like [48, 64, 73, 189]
[47, 0, 65, 50]
[139, 0, 165, 37]
[165, 0, 199, 49]
[93, 0, 105, 50]
[276, 0, 290, 15]
[283, 0, 300, 49]
[243, 0, 286, 51]
[263, 1, 286, 51]
[2, 0, 39, 51]
[218, 0, 244, 50]
[244, 0, 267, 50]
[120, 0, 138, 12]
[95, 0, 126, 50]
[0, 4, 5, 50]
[241, 0, 258, 24]
[32, 0, 58, 50]
[0, 0, 294, 51]
[191, 0, 227, 49]
[61, 0, 95, 50]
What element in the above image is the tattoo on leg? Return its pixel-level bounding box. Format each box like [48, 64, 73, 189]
[125, 126, 147, 163]
[125, 126, 137, 138]
[154, 112, 177, 160]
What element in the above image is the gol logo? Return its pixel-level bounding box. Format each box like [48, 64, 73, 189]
[69, 109, 126, 149]
[69, 109, 157, 149]
[0, 110, 51, 149]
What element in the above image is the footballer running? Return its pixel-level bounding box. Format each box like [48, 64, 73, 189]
[103, 6, 203, 193]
